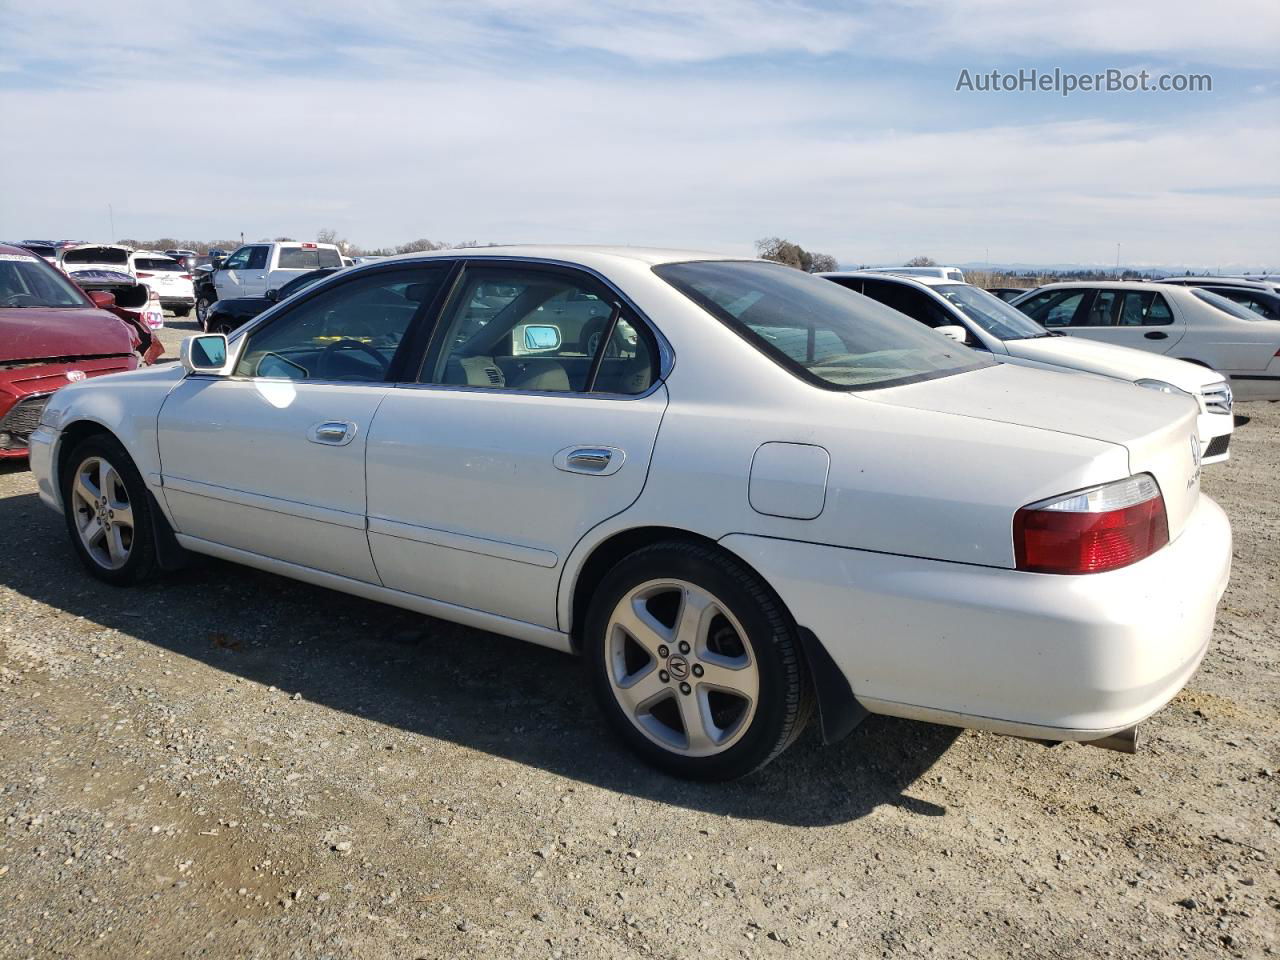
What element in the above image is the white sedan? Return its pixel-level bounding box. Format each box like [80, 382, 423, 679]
[28, 248, 1231, 780]
[1012, 281, 1280, 401]
[822, 272, 1235, 463]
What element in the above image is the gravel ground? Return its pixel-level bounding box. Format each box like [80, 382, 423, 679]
[1, 319, 1276, 959]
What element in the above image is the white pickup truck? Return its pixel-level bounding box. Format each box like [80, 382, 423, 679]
[210, 241, 343, 301]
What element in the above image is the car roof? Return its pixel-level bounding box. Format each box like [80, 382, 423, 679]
[818, 270, 954, 288]
[61, 242, 133, 253]
[0, 242, 40, 257]
[368, 244, 745, 271]
[1159, 276, 1274, 290]
[1021, 280, 1188, 291]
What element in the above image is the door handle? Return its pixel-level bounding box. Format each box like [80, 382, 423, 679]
[569, 449, 611, 469]
[554, 445, 626, 476]
[309, 420, 357, 446]
[1144, 331, 1168, 340]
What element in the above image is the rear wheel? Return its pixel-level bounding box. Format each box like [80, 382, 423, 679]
[60, 434, 158, 586]
[195, 296, 213, 330]
[586, 541, 810, 780]
[173, 305, 191, 318]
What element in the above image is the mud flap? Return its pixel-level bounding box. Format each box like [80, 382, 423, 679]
[797, 626, 868, 744]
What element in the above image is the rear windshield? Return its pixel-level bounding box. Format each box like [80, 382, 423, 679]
[134, 257, 185, 271]
[1191, 288, 1264, 320]
[0, 253, 89, 308]
[20, 244, 56, 259]
[655, 260, 990, 390]
[278, 246, 343, 269]
[63, 246, 129, 265]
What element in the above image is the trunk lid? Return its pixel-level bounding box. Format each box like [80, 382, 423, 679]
[867, 362, 1202, 539]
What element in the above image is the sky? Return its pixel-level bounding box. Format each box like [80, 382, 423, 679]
[1, 0, 1277, 268]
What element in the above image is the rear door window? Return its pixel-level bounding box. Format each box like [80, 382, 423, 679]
[421, 265, 657, 395]
[1115, 291, 1172, 326]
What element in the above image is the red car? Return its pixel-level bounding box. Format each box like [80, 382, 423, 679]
[0, 244, 159, 459]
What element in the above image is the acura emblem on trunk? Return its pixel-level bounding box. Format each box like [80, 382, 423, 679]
[66, 370, 86, 382]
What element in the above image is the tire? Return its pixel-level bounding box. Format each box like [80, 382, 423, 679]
[60, 434, 158, 586]
[173, 306, 191, 318]
[196, 296, 213, 331]
[585, 541, 811, 780]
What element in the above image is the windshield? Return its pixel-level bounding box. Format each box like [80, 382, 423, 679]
[655, 260, 990, 390]
[932, 284, 1049, 340]
[63, 246, 129, 266]
[1191, 287, 1264, 321]
[0, 253, 90, 308]
[20, 244, 56, 259]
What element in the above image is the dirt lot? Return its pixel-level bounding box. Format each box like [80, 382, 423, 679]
[1, 321, 1276, 959]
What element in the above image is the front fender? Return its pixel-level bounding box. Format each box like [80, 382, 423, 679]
[36, 363, 186, 515]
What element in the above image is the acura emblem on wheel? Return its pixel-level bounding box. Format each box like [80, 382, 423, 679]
[666, 654, 691, 681]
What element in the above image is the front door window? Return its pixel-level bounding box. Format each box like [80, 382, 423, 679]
[234, 267, 449, 381]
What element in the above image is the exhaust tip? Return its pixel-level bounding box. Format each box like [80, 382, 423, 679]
[1084, 725, 1140, 754]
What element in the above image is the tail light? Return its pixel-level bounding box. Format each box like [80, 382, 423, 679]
[180, 273, 192, 280]
[1014, 475, 1169, 574]
[136, 271, 153, 278]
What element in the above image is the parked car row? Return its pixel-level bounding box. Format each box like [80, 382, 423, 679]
[25, 246, 1235, 781]
[1008, 282, 1280, 402]
[824, 272, 1238, 460]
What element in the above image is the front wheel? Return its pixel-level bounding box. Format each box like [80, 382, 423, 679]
[195, 296, 213, 330]
[60, 434, 158, 585]
[585, 541, 811, 780]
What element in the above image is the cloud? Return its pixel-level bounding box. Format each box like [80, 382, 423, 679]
[0, 1, 1276, 266]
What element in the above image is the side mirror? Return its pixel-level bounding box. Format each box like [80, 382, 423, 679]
[935, 324, 969, 344]
[523, 324, 562, 351]
[180, 334, 232, 376]
[265, 288, 279, 302]
[88, 290, 116, 309]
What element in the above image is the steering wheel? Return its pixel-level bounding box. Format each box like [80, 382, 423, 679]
[316, 339, 389, 380]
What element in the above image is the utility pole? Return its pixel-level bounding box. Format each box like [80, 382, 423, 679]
[1116, 242, 1121, 275]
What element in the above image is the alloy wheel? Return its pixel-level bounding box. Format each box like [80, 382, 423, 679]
[605, 579, 759, 757]
[70, 456, 135, 570]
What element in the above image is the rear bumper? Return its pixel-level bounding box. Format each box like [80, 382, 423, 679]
[721, 493, 1231, 740]
[159, 296, 194, 308]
